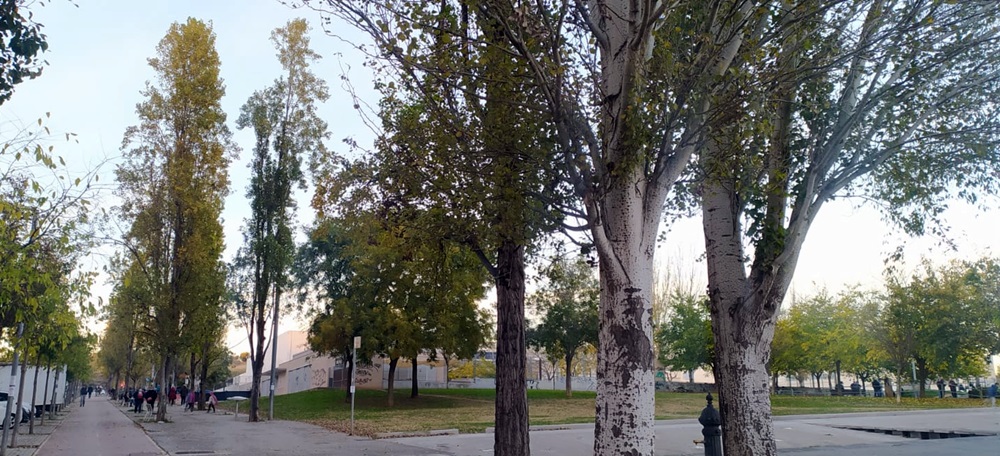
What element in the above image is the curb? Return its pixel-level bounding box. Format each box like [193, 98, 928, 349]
[374, 428, 459, 439]
[31, 406, 73, 456]
[483, 424, 586, 433]
[110, 400, 169, 455]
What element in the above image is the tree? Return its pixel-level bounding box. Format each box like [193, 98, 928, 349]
[299, 0, 756, 451]
[694, 2, 1000, 452]
[116, 18, 233, 422]
[0, 0, 49, 105]
[882, 260, 998, 397]
[295, 209, 491, 405]
[298, 3, 563, 452]
[528, 255, 599, 397]
[653, 293, 713, 381]
[233, 17, 328, 422]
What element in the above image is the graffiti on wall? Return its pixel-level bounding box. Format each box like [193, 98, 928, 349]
[355, 362, 381, 385]
[311, 368, 328, 388]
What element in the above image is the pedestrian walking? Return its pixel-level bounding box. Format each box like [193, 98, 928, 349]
[79, 386, 87, 407]
[168, 386, 177, 406]
[87, 385, 94, 398]
[207, 391, 218, 413]
[145, 387, 158, 412]
[186, 390, 196, 412]
[937, 378, 945, 398]
[988, 383, 997, 408]
[133, 389, 144, 414]
[949, 379, 958, 398]
[872, 378, 883, 397]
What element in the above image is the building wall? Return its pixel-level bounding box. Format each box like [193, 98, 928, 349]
[251, 330, 309, 378]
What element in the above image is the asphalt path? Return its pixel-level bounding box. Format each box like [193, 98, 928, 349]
[36, 397, 162, 456]
[37, 397, 1000, 455]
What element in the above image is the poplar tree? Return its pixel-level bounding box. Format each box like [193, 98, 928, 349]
[233, 18, 328, 422]
[116, 17, 233, 422]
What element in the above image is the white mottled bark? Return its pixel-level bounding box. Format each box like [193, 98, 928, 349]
[593, 166, 659, 455]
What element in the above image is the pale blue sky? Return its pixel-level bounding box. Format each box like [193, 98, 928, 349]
[3, 0, 997, 350]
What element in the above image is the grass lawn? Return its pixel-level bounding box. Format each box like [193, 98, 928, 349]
[218, 387, 987, 437]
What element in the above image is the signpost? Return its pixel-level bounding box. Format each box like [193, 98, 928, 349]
[350, 336, 360, 435]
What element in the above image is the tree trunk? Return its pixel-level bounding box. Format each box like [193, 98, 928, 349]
[249, 352, 264, 421]
[40, 362, 51, 426]
[592, 166, 658, 456]
[156, 355, 171, 421]
[190, 352, 201, 410]
[12, 357, 29, 445]
[703, 169, 786, 456]
[443, 355, 449, 389]
[564, 354, 573, 398]
[199, 344, 210, 409]
[49, 368, 60, 420]
[29, 352, 40, 434]
[386, 357, 399, 407]
[493, 239, 529, 456]
[915, 358, 927, 398]
[410, 357, 419, 399]
[712, 306, 778, 456]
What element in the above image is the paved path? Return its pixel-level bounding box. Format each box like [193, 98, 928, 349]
[390, 407, 1000, 455]
[36, 397, 1000, 455]
[113, 400, 442, 456]
[37, 398, 162, 456]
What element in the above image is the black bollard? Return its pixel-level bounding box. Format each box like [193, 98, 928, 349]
[699, 393, 723, 456]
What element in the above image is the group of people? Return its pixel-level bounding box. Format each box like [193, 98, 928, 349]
[117, 386, 219, 413]
[935, 378, 963, 398]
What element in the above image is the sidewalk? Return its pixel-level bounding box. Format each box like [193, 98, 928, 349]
[36, 397, 162, 456]
[113, 400, 442, 455]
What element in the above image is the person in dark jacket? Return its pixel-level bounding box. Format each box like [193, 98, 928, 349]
[949, 379, 958, 398]
[145, 388, 158, 412]
[133, 389, 144, 414]
[79, 386, 87, 407]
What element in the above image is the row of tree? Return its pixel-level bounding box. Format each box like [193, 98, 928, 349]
[291, 1, 1000, 455]
[88, 1, 1000, 453]
[0, 0, 98, 442]
[655, 258, 1000, 399]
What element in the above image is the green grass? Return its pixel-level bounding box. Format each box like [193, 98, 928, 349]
[219, 388, 986, 437]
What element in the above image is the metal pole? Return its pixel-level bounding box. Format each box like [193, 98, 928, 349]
[1, 322, 25, 456]
[268, 288, 280, 421]
[350, 343, 357, 435]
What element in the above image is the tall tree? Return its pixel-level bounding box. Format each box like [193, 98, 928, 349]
[299, 2, 759, 453]
[527, 255, 599, 397]
[234, 17, 328, 422]
[883, 259, 998, 396]
[299, 3, 562, 453]
[116, 18, 233, 422]
[698, 3, 1000, 452]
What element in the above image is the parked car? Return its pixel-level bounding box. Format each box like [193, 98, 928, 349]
[0, 393, 34, 428]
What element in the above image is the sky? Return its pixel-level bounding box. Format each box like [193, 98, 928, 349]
[3, 0, 998, 355]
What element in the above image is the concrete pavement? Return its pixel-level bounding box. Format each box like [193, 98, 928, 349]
[389, 407, 1000, 455]
[37, 396, 1000, 455]
[112, 399, 443, 456]
[36, 397, 161, 456]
